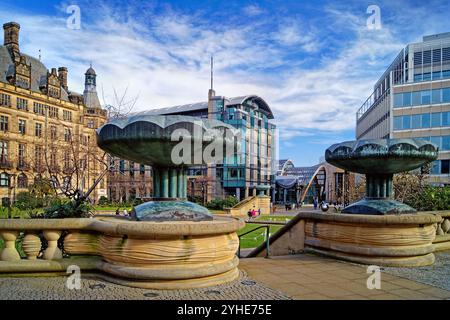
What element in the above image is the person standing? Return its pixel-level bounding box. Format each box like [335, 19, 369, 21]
[313, 197, 318, 210]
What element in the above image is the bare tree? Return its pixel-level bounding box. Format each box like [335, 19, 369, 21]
[101, 85, 139, 119]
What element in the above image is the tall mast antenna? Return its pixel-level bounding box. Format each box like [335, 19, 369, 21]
[210, 55, 213, 90]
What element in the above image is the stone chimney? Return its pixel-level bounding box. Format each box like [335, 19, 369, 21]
[3, 22, 20, 52]
[58, 67, 68, 91]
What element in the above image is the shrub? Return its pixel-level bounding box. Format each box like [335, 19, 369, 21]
[206, 196, 238, 210]
[33, 198, 93, 219]
[98, 196, 109, 206]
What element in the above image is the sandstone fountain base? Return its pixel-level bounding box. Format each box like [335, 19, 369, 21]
[248, 211, 444, 267]
[0, 216, 244, 289]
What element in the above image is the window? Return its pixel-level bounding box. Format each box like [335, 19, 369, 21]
[421, 90, 431, 105]
[430, 136, 441, 149]
[0, 115, 8, 131]
[442, 136, 450, 151]
[48, 106, 58, 119]
[443, 88, 450, 103]
[35, 123, 43, 137]
[129, 162, 135, 177]
[64, 128, 72, 142]
[87, 120, 95, 128]
[403, 92, 411, 106]
[394, 94, 403, 107]
[443, 112, 450, 127]
[441, 160, 450, 174]
[63, 110, 72, 121]
[63, 151, 70, 169]
[18, 119, 26, 134]
[0, 140, 8, 162]
[17, 174, 28, 189]
[140, 164, 145, 175]
[50, 126, 57, 140]
[119, 160, 125, 174]
[412, 91, 421, 105]
[0, 173, 8, 187]
[0, 93, 11, 107]
[411, 114, 421, 129]
[402, 115, 411, 129]
[431, 160, 440, 175]
[432, 89, 441, 104]
[35, 145, 43, 167]
[33, 102, 46, 115]
[421, 113, 430, 128]
[431, 113, 441, 127]
[17, 98, 28, 111]
[18, 143, 26, 167]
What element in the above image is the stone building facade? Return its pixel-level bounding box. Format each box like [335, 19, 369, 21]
[0, 22, 108, 204]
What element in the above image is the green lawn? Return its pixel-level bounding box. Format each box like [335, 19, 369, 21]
[254, 215, 292, 222]
[237, 223, 283, 249]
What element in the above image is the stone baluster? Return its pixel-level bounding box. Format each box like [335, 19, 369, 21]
[42, 230, 63, 260]
[0, 230, 21, 261]
[22, 232, 42, 260]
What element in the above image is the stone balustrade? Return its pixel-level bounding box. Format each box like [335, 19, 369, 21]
[0, 216, 244, 289]
[434, 211, 450, 251]
[248, 211, 448, 267]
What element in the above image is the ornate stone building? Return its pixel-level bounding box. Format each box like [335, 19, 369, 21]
[0, 22, 108, 203]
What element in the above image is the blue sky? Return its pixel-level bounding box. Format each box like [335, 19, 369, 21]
[1, 0, 450, 166]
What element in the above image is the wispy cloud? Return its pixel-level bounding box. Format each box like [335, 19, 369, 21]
[0, 0, 448, 151]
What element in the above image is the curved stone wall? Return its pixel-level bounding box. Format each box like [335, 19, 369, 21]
[0, 216, 244, 289]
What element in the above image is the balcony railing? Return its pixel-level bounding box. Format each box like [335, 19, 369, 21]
[17, 161, 30, 171]
[0, 158, 12, 169]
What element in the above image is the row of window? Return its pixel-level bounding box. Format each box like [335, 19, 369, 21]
[0, 94, 73, 121]
[0, 173, 28, 188]
[393, 87, 450, 108]
[413, 70, 450, 82]
[420, 136, 450, 151]
[0, 140, 95, 171]
[431, 160, 450, 175]
[393, 112, 450, 130]
[115, 160, 149, 175]
[0, 173, 105, 189]
[413, 48, 450, 66]
[0, 115, 76, 140]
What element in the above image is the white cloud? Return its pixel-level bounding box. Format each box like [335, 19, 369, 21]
[0, 0, 446, 145]
[243, 4, 264, 16]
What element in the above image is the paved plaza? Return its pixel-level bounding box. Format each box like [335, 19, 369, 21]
[1, 253, 449, 300]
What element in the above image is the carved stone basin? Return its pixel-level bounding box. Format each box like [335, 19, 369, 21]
[96, 114, 239, 221]
[325, 138, 438, 214]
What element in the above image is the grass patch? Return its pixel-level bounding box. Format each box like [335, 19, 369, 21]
[237, 223, 283, 249]
[254, 215, 292, 222]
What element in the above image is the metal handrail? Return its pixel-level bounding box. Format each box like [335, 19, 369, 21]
[237, 225, 270, 259]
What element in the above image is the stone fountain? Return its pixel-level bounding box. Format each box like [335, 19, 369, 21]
[325, 138, 438, 214]
[268, 138, 443, 267]
[92, 114, 245, 288]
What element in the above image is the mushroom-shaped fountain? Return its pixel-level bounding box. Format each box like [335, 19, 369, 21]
[325, 138, 438, 214]
[90, 114, 245, 288]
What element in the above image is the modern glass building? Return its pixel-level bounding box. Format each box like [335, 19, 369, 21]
[356, 32, 450, 184]
[144, 89, 277, 202]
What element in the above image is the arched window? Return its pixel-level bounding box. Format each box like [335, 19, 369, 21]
[0, 172, 9, 187]
[17, 173, 28, 188]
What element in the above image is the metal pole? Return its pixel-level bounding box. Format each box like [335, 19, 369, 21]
[265, 226, 270, 258]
